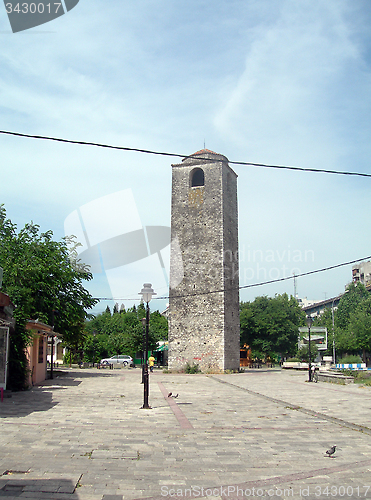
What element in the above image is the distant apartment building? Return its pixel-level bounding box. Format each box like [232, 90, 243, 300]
[297, 297, 322, 309]
[352, 261, 371, 286]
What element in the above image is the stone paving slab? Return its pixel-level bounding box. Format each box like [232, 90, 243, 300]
[1, 369, 371, 500]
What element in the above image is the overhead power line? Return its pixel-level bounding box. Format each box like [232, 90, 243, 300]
[1, 129, 371, 178]
[94, 255, 371, 301]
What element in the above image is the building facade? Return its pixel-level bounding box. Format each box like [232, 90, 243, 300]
[168, 149, 240, 372]
[352, 261, 371, 286]
[25, 320, 53, 386]
[0, 291, 15, 391]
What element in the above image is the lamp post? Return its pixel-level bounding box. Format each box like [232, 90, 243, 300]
[141, 317, 146, 384]
[139, 283, 156, 409]
[331, 299, 336, 365]
[92, 331, 97, 368]
[50, 309, 56, 380]
[50, 332, 55, 380]
[306, 315, 313, 382]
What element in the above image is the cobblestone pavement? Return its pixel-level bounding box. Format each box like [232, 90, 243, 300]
[1, 368, 371, 500]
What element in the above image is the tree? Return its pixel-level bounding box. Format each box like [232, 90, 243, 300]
[83, 305, 168, 362]
[335, 282, 369, 356]
[336, 282, 369, 330]
[297, 343, 319, 363]
[348, 296, 371, 363]
[0, 205, 98, 389]
[240, 293, 305, 359]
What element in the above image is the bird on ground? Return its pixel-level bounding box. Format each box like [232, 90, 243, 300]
[325, 446, 336, 458]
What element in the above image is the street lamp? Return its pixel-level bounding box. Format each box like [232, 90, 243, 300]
[50, 309, 57, 380]
[138, 283, 156, 409]
[141, 317, 146, 384]
[92, 331, 97, 368]
[306, 314, 313, 382]
[331, 299, 336, 366]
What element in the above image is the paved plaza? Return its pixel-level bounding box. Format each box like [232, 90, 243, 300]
[1, 367, 371, 500]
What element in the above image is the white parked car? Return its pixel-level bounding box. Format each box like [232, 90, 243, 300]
[100, 355, 133, 366]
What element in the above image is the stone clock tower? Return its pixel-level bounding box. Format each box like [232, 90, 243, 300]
[168, 149, 240, 372]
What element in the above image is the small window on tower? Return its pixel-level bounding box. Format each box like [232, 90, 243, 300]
[191, 168, 204, 187]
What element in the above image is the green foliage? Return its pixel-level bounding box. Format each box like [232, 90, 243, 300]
[250, 350, 265, 361]
[83, 305, 168, 362]
[335, 282, 371, 359]
[348, 296, 371, 362]
[338, 354, 362, 364]
[0, 205, 98, 389]
[336, 282, 369, 330]
[147, 311, 168, 341]
[352, 371, 371, 385]
[240, 293, 305, 358]
[185, 362, 201, 374]
[297, 342, 319, 362]
[338, 368, 356, 377]
[338, 369, 371, 384]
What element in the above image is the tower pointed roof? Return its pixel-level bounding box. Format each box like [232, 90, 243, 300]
[180, 149, 229, 164]
[190, 148, 218, 156]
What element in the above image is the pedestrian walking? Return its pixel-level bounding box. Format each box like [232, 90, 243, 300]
[149, 354, 155, 372]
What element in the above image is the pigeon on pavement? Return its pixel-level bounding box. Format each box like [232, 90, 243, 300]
[325, 446, 336, 458]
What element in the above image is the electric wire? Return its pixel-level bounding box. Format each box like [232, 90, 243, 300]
[2, 131, 369, 300]
[1, 129, 371, 178]
[93, 255, 371, 301]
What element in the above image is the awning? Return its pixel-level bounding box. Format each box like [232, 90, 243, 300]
[155, 344, 168, 352]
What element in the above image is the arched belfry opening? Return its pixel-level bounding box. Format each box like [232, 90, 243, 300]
[190, 168, 204, 187]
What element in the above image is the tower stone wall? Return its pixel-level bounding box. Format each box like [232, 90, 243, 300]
[168, 150, 240, 372]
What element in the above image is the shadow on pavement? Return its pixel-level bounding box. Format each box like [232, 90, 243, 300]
[0, 476, 80, 498]
[0, 371, 79, 418]
[0, 368, 128, 418]
[0, 387, 58, 418]
[52, 368, 135, 379]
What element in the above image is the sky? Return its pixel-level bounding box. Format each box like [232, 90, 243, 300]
[1, 0, 371, 314]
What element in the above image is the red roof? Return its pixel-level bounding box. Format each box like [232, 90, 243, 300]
[191, 148, 218, 156]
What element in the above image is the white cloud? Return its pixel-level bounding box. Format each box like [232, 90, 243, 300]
[1, 0, 371, 308]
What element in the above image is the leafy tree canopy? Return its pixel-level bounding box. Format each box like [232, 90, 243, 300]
[335, 282, 369, 330]
[0, 205, 98, 387]
[83, 304, 168, 362]
[348, 296, 371, 362]
[334, 282, 370, 359]
[240, 293, 305, 358]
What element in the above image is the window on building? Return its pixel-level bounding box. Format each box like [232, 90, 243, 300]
[38, 336, 44, 364]
[191, 168, 204, 187]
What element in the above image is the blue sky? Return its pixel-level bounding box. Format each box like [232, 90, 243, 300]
[1, 0, 371, 314]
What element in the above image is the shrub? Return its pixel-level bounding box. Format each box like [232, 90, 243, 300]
[185, 362, 201, 374]
[338, 355, 362, 364]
